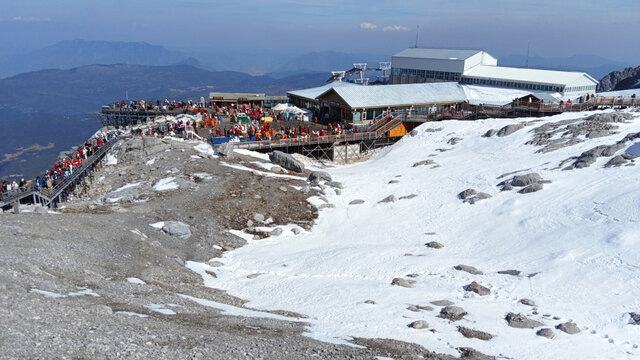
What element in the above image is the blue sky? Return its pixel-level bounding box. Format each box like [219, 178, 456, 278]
[0, 0, 638, 63]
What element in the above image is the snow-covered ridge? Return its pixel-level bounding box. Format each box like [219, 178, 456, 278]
[192, 109, 640, 359]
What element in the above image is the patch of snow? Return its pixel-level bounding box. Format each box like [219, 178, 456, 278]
[145, 158, 156, 166]
[144, 304, 176, 315]
[112, 182, 142, 193]
[153, 177, 179, 191]
[105, 154, 117, 166]
[234, 149, 270, 161]
[68, 287, 100, 297]
[115, 311, 149, 318]
[194, 143, 216, 158]
[178, 294, 298, 321]
[149, 222, 165, 229]
[220, 162, 303, 180]
[192, 173, 213, 181]
[126, 277, 146, 285]
[190, 155, 202, 159]
[30, 289, 66, 298]
[202, 110, 640, 359]
[130, 228, 148, 239]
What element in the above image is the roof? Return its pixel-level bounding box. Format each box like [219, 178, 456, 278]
[318, 82, 467, 109]
[392, 48, 483, 61]
[463, 65, 598, 86]
[461, 85, 560, 106]
[287, 81, 359, 101]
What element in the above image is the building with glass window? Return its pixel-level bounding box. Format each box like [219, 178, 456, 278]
[390, 48, 598, 96]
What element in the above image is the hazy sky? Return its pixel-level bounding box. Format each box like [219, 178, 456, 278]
[1, 0, 639, 62]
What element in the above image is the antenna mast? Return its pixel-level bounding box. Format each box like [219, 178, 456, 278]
[525, 42, 530, 67]
[415, 25, 419, 48]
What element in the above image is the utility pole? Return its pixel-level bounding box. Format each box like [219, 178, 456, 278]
[415, 25, 419, 48]
[525, 42, 530, 67]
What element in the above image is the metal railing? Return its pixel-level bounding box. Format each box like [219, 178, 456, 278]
[229, 132, 378, 150]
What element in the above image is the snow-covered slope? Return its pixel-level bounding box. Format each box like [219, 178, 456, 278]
[194, 110, 640, 359]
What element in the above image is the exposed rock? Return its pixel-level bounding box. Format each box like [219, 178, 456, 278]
[556, 322, 580, 334]
[408, 320, 429, 329]
[246, 273, 262, 279]
[448, 137, 462, 145]
[391, 277, 413, 288]
[364, 300, 376, 305]
[468, 192, 492, 204]
[458, 188, 477, 200]
[407, 305, 434, 312]
[326, 181, 343, 189]
[279, 186, 288, 192]
[413, 160, 435, 167]
[308, 171, 332, 183]
[318, 203, 335, 210]
[216, 142, 235, 157]
[497, 123, 524, 137]
[566, 143, 625, 170]
[425, 241, 444, 249]
[501, 183, 514, 191]
[536, 328, 555, 339]
[518, 183, 543, 194]
[604, 155, 628, 168]
[457, 326, 494, 341]
[497, 269, 521, 276]
[431, 300, 454, 306]
[457, 347, 495, 360]
[269, 151, 305, 173]
[505, 312, 543, 329]
[629, 312, 640, 325]
[409, 129, 419, 137]
[253, 213, 265, 222]
[378, 195, 397, 203]
[454, 265, 483, 275]
[519, 298, 536, 306]
[511, 173, 542, 187]
[349, 199, 365, 205]
[425, 127, 443, 132]
[169, 255, 185, 266]
[439, 306, 467, 321]
[399, 194, 417, 200]
[270, 166, 285, 174]
[270, 227, 284, 236]
[484, 129, 496, 137]
[466, 281, 490, 296]
[597, 66, 640, 92]
[161, 221, 191, 239]
[291, 228, 301, 235]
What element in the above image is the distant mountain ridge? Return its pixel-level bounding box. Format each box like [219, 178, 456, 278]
[597, 66, 640, 92]
[0, 39, 197, 78]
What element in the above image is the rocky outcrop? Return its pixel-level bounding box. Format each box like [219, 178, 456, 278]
[439, 306, 467, 321]
[556, 322, 580, 334]
[497, 123, 524, 137]
[466, 281, 490, 296]
[597, 66, 640, 92]
[269, 151, 304, 173]
[454, 265, 483, 275]
[505, 313, 543, 329]
[458, 326, 494, 340]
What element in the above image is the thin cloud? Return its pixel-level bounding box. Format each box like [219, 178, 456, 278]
[359, 22, 377, 30]
[11, 16, 52, 22]
[383, 25, 410, 32]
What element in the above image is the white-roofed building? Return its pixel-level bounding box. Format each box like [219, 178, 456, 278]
[390, 47, 598, 96]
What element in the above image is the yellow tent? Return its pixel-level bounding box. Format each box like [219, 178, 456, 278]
[261, 116, 274, 122]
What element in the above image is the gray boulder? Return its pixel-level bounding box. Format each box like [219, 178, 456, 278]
[426, 241, 444, 249]
[269, 151, 304, 173]
[466, 281, 490, 296]
[501, 183, 514, 191]
[409, 129, 419, 137]
[498, 269, 521, 276]
[270, 227, 284, 236]
[497, 123, 524, 137]
[162, 221, 191, 239]
[457, 326, 494, 341]
[439, 306, 467, 321]
[604, 155, 628, 168]
[511, 173, 542, 187]
[518, 183, 543, 194]
[378, 195, 397, 203]
[458, 188, 477, 200]
[349, 199, 365, 205]
[431, 300, 454, 306]
[629, 312, 640, 325]
[505, 312, 543, 329]
[556, 322, 580, 334]
[454, 264, 483, 275]
[484, 129, 496, 137]
[253, 213, 265, 222]
[216, 142, 235, 157]
[413, 160, 435, 167]
[448, 137, 462, 145]
[326, 181, 343, 189]
[308, 171, 332, 183]
[468, 192, 492, 204]
[364, 300, 376, 304]
[519, 298, 536, 306]
[399, 194, 418, 200]
[536, 328, 555, 339]
[408, 320, 429, 329]
[391, 277, 413, 288]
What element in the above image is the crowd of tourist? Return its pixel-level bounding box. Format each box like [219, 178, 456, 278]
[1, 130, 121, 201]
